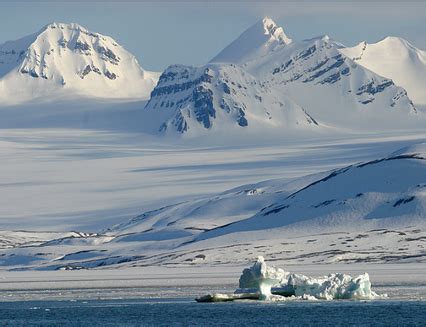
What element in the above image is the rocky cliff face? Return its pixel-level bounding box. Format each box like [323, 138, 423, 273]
[145, 63, 318, 134]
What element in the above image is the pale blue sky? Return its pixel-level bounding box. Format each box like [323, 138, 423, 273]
[0, 1, 425, 71]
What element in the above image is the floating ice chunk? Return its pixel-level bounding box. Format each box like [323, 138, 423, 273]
[238, 257, 381, 301]
[238, 256, 289, 300]
[196, 292, 259, 302]
[288, 272, 379, 300]
[196, 256, 382, 302]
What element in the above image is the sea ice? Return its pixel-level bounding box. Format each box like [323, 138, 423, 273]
[238, 256, 289, 300]
[288, 272, 379, 300]
[238, 257, 381, 301]
[197, 256, 382, 302]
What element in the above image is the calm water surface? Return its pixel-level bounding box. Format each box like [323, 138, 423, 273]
[0, 298, 425, 326]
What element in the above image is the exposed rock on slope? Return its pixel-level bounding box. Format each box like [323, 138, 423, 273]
[340, 37, 426, 104]
[212, 18, 418, 129]
[145, 63, 318, 134]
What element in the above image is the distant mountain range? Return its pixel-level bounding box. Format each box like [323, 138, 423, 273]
[0, 18, 425, 135]
[147, 17, 422, 135]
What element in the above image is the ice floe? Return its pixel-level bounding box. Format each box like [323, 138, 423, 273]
[196, 256, 383, 302]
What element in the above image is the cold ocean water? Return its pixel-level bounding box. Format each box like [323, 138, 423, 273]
[0, 298, 425, 326]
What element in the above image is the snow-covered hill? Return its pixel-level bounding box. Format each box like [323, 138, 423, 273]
[1, 142, 425, 270]
[211, 18, 418, 130]
[200, 144, 426, 239]
[0, 22, 159, 103]
[105, 143, 426, 248]
[340, 37, 426, 105]
[144, 63, 318, 135]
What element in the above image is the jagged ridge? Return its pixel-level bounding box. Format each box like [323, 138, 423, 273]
[145, 63, 318, 134]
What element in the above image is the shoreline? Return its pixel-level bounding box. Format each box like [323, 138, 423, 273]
[0, 263, 425, 301]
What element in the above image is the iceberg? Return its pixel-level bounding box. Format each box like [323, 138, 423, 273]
[238, 256, 289, 300]
[196, 256, 382, 302]
[288, 272, 378, 300]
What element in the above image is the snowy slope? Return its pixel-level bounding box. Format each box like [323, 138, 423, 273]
[211, 18, 418, 130]
[104, 143, 426, 266]
[105, 172, 329, 238]
[340, 37, 426, 105]
[247, 37, 417, 128]
[105, 143, 426, 249]
[1, 142, 425, 270]
[144, 63, 318, 135]
[201, 143, 426, 239]
[0, 22, 159, 103]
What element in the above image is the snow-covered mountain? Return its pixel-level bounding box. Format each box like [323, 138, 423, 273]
[340, 37, 426, 105]
[210, 18, 418, 130]
[0, 22, 159, 102]
[0, 18, 423, 135]
[145, 18, 423, 135]
[144, 63, 318, 134]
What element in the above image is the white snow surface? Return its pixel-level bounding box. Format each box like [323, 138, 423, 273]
[340, 37, 426, 105]
[0, 137, 425, 270]
[0, 17, 425, 273]
[0, 22, 159, 103]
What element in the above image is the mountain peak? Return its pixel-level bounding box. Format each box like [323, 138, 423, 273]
[0, 22, 160, 102]
[36, 22, 93, 38]
[210, 17, 292, 64]
[45, 22, 87, 31]
[260, 17, 292, 45]
[373, 36, 413, 49]
[381, 35, 407, 43]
